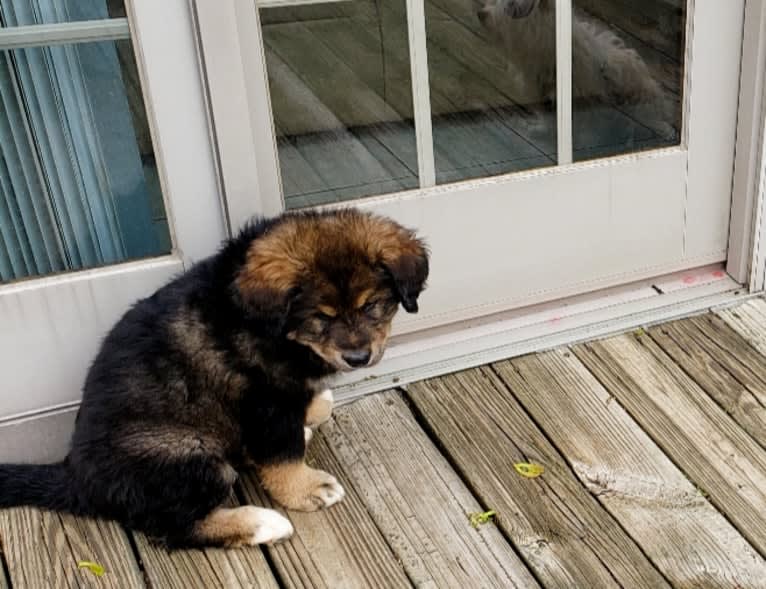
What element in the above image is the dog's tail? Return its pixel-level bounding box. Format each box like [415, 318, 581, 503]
[0, 462, 74, 511]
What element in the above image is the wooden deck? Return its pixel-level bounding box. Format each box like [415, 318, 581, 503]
[3, 297, 766, 588]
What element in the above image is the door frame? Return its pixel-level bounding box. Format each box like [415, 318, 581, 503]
[194, 0, 765, 289]
[0, 0, 225, 453]
[192, 0, 766, 397]
[729, 0, 766, 291]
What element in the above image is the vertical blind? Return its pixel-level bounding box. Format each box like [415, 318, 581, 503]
[0, 0, 166, 282]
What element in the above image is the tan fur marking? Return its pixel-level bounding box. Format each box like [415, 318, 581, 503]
[236, 221, 305, 296]
[193, 506, 293, 547]
[353, 288, 375, 309]
[194, 507, 258, 547]
[317, 304, 338, 317]
[305, 394, 333, 427]
[236, 211, 424, 298]
[259, 461, 344, 511]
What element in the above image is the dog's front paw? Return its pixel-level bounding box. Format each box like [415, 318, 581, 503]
[305, 388, 334, 427]
[261, 462, 346, 512]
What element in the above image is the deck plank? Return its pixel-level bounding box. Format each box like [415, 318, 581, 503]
[574, 333, 766, 557]
[264, 21, 402, 131]
[133, 506, 278, 589]
[718, 298, 766, 356]
[324, 392, 539, 588]
[0, 508, 143, 588]
[494, 350, 766, 587]
[407, 369, 669, 589]
[648, 314, 766, 448]
[240, 436, 412, 589]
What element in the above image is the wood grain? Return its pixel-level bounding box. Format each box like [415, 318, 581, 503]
[495, 349, 766, 587]
[575, 332, 766, 557]
[240, 435, 411, 589]
[407, 368, 669, 589]
[132, 496, 278, 589]
[718, 298, 766, 356]
[326, 392, 539, 588]
[0, 507, 143, 588]
[648, 314, 766, 448]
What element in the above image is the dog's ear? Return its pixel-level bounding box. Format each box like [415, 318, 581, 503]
[372, 222, 429, 314]
[235, 238, 302, 333]
[504, 0, 539, 18]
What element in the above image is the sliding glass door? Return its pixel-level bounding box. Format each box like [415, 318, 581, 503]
[202, 0, 742, 334]
[0, 0, 223, 435]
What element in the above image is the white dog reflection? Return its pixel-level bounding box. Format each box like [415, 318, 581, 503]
[474, 0, 677, 138]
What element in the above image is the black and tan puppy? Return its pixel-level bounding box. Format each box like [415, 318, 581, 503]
[0, 209, 428, 548]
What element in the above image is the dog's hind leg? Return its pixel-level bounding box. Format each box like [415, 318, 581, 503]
[191, 505, 293, 547]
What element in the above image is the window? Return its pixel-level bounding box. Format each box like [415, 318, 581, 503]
[0, 0, 170, 283]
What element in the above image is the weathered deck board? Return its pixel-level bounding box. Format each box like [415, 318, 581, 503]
[574, 333, 766, 557]
[718, 298, 766, 356]
[133, 512, 278, 589]
[325, 392, 539, 588]
[648, 314, 766, 448]
[239, 437, 412, 589]
[0, 508, 143, 588]
[494, 350, 766, 587]
[407, 369, 670, 589]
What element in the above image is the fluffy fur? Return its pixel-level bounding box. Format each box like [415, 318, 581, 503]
[0, 209, 429, 548]
[474, 0, 678, 140]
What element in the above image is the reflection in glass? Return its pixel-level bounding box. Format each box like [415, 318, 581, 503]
[0, 40, 169, 283]
[426, 0, 558, 184]
[260, 1, 419, 209]
[572, 0, 685, 160]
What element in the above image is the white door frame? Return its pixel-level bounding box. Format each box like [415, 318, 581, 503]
[0, 0, 225, 451]
[729, 0, 766, 291]
[191, 0, 766, 397]
[195, 0, 763, 289]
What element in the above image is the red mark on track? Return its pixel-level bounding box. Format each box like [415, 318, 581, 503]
[682, 276, 697, 285]
[712, 270, 726, 279]
[549, 317, 562, 324]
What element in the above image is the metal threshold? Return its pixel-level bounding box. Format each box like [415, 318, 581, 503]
[334, 264, 749, 404]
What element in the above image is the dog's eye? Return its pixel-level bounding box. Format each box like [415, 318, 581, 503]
[362, 300, 378, 316]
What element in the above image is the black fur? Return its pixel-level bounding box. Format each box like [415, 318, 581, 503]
[0, 210, 428, 548]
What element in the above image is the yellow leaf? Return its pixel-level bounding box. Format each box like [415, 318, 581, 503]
[468, 510, 497, 529]
[77, 561, 106, 577]
[514, 462, 545, 478]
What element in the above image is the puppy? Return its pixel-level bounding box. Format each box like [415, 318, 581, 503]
[474, 0, 678, 140]
[0, 209, 429, 548]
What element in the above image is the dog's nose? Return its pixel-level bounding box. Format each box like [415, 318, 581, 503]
[342, 350, 371, 368]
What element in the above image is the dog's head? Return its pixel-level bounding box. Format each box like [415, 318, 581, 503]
[235, 210, 429, 371]
[475, 0, 542, 26]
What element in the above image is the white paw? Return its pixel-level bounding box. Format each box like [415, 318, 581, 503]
[304, 426, 314, 444]
[246, 507, 294, 545]
[314, 475, 345, 508]
[318, 388, 333, 403]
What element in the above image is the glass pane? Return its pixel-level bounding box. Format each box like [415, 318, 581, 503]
[0, 0, 126, 24]
[572, 0, 685, 161]
[428, 0, 557, 184]
[260, 0, 418, 209]
[0, 39, 170, 283]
